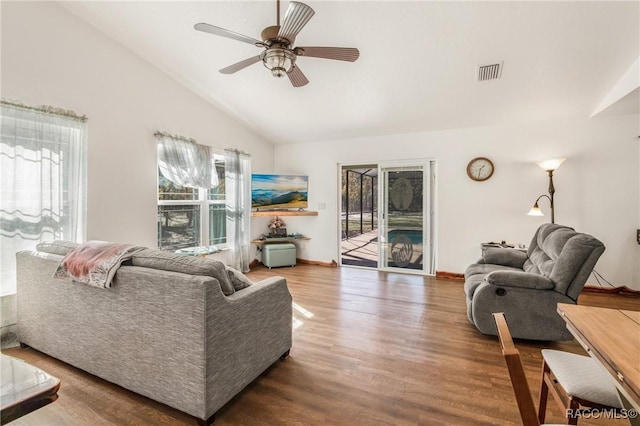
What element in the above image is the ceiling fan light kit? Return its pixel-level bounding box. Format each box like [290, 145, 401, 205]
[194, 0, 359, 87]
[262, 47, 296, 77]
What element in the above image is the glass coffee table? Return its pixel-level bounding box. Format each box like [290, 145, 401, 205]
[1, 353, 60, 424]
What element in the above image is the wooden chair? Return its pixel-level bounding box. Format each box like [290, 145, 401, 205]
[493, 313, 623, 425]
[538, 347, 622, 424]
[493, 312, 543, 426]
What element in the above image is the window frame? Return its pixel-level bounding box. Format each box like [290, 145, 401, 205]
[157, 153, 226, 251]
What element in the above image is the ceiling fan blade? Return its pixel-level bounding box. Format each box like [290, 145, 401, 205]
[219, 56, 262, 74]
[277, 2, 315, 43]
[194, 23, 261, 46]
[287, 66, 309, 87]
[296, 47, 360, 62]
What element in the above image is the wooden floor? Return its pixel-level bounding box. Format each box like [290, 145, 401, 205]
[4, 265, 639, 425]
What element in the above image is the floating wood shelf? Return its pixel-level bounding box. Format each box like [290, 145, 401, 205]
[251, 237, 311, 246]
[251, 210, 318, 217]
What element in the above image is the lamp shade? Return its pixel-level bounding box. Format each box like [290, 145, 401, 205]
[527, 205, 544, 217]
[537, 158, 566, 171]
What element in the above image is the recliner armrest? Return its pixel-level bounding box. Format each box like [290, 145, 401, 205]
[485, 270, 555, 290]
[482, 248, 528, 269]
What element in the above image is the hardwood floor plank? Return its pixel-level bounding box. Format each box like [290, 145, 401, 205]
[4, 264, 637, 425]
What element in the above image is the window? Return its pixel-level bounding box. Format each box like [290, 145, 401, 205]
[0, 101, 87, 295]
[156, 144, 226, 251]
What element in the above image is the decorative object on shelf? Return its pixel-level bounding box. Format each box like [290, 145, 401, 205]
[527, 157, 565, 224]
[466, 157, 494, 181]
[268, 216, 286, 236]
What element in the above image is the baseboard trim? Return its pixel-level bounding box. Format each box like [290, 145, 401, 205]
[582, 285, 640, 296]
[250, 259, 338, 268]
[297, 258, 338, 267]
[436, 271, 464, 281]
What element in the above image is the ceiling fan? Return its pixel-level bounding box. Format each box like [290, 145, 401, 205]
[194, 0, 359, 87]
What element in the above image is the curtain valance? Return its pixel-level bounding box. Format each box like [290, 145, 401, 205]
[1, 99, 87, 122]
[155, 131, 218, 189]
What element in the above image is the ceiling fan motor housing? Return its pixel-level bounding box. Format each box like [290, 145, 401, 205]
[259, 25, 297, 77]
[261, 25, 282, 43]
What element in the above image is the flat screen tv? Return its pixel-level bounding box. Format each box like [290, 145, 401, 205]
[251, 174, 308, 210]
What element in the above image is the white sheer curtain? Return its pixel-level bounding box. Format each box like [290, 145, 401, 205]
[156, 132, 218, 189]
[0, 101, 87, 295]
[225, 149, 251, 272]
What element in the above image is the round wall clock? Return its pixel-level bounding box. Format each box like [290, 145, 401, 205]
[466, 157, 494, 181]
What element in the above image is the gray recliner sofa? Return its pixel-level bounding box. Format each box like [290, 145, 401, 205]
[16, 242, 292, 425]
[464, 223, 605, 341]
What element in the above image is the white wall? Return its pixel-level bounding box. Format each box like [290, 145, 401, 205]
[275, 114, 640, 289]
[1, 1, 274, 249]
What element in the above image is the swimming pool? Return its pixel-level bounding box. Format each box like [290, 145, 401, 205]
[388, 229, 423, 245]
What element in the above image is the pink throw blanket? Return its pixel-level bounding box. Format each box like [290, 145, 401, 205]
[54, 241, 139, 288]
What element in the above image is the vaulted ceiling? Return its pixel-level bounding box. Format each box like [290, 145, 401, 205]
[61, 1, 639, 145]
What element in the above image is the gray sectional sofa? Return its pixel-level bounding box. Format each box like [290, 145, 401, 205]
[464, 223, 605, 341]
[16, 242, 292, 425]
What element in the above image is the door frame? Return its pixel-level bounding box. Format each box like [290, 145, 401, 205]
[378, 159, 436, 276]
[337, 159, 437, 275]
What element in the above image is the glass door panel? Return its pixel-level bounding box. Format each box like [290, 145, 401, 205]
[380, 164, 430, 272]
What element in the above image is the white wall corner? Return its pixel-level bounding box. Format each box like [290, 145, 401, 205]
[591, 56, 640, 117]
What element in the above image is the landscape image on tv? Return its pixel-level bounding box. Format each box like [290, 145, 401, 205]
[251, 174, 308, 210]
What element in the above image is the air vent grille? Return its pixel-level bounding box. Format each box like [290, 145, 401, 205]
[477, 62, 503, 81]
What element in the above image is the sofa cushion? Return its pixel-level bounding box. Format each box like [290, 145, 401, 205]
[464, 273, 486, 299]
[549, 234, 604, 295]
[524, 224, 605, 295]
[482, 248, 528, 269]
[464, 263, 526, 298]
[465, 263, 521, 280]
[485, 270, 555, 290]
[226, 267, 253, 291]
[131, 249, 235, 296]
[37, 240, 79, 256]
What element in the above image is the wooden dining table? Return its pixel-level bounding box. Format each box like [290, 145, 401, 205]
[557, 303, 640, 423]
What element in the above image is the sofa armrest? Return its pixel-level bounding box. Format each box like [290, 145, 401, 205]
[204, 275, 292, 417]
[482, 248, 528, 269]
[226, 275, 291, 303]
[485, 270, 555, 290]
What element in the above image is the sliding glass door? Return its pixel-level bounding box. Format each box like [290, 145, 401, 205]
[339, 160, 435, 274]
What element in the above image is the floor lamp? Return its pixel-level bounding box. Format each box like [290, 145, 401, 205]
[527, 158, 565, 224]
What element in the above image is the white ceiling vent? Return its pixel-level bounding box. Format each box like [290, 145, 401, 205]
[477, 62, 503, 81]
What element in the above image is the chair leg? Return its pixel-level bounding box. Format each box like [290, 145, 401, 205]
[538, 361, 550, 424]
[566, 398, 580, 425]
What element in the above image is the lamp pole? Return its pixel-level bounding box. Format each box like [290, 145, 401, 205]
[547, 169, 555, 224]
[528, 158, 564, 224]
